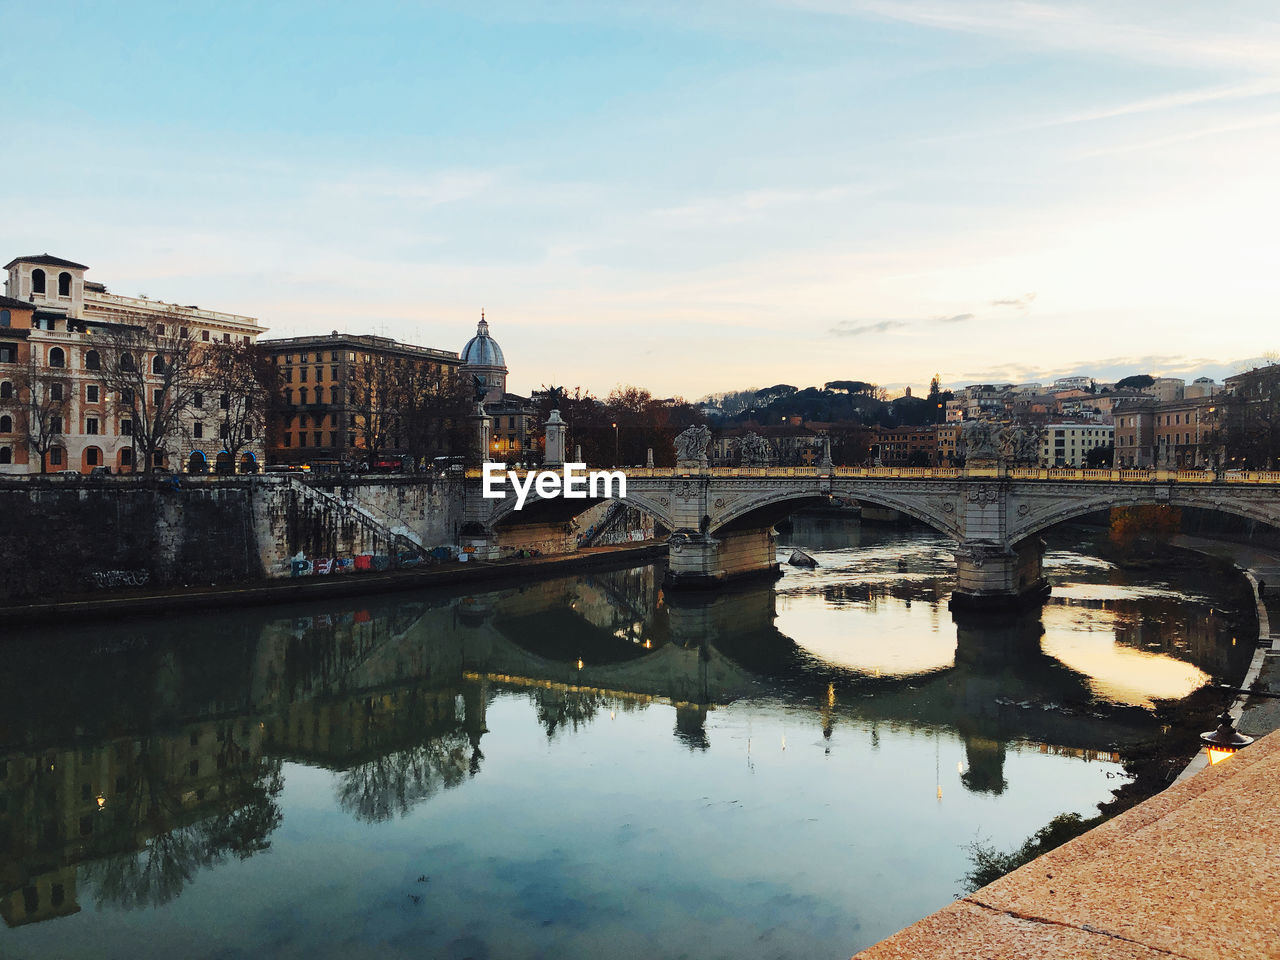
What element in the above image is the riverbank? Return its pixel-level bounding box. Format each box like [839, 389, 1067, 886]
[0, 540, 668, 627]
[855, 534, 1280, 960]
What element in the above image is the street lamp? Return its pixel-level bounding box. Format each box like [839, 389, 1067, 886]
[1200, 709, 1253, 765]
[612, 421, 619, 466]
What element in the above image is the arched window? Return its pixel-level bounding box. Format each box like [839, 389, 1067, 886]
[152, 355, 165, 374]
[48, 347, 65, 368]
[85, 350, 100, 370]
[0, 310, 9, 327]
[31, 269, 45, 294]
[85, 446, 101, 467]
[120, 352, 135, 372]
[58, 272, 72, 297]
[0, 415, 10, 432]
[0, 381, 11, 399]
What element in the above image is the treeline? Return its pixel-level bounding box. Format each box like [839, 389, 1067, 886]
[702, 377, 954, 428]
[527, 386, 703, 467]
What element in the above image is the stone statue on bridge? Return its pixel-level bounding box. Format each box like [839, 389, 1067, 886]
[960, 419, 1000, 462]
[674, 424, 711, 468]
[739, 432, 771, 467]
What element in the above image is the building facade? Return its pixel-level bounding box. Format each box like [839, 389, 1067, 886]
[260, 333, 464, 468]
[1, 254, 267, 474]
[1038, 423, 1115, 468]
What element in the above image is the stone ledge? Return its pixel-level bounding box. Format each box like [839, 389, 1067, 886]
[855, 728, 1280, 960]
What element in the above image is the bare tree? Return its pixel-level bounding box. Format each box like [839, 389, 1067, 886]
[397, 362, 471, 467]
[13, 354, 70, 473]
[350, 351, 401, 463]
[92, 321, 206, 474]
[201, 340, 275, 470]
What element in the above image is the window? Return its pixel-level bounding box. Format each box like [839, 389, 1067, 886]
[348, 432, 355, 446]
[50, 415, 63, 433]
[153, 452, 164, 466]
[220, 392, 229, 410]
[120, 448, 132, 466]
[299, 367, 308, 382]
[121, 419, 133, 436]
[85, 350, 100, 370]
[153, 388, 164, 405]
[87, 385, 99, 403]
[120, 352, 135, 372]
[313, 431, 321, 446]
[0, 345, 14, 364]
[223, 333, 231, 343]
[299, 388, 308, 404]
[194, 392, 203, 408]
[58, 272, 72, 297]
[202, 330, 210, 342]
[0, 447, 9, 464]
[0, 415, 10, 432]
[284, 388, 293, 405]
[32, 268, 46, 294]
[121, 387, 134, 404]
[86, 417, 99, 435]
[48, 347, 65, 368]
[220, 423, 228, 439]
[193, 422, 203, 439]
[331, 365, 338, 380]
[283, 433, 292, 448]
[328, 431, 336, 446]
[0, 310, 9, 327]
[331, 351, 339, 361]
[245, 425, 253, 441]
[49, 447, 62, 466]
[86, 447, 100, 466]
[152, 356, 165, 374]
[50, 383, 63, 402]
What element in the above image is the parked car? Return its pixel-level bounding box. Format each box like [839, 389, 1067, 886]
[89, 466, 113, 477]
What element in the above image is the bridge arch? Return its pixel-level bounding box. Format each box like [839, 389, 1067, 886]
[1010, 486, 1280, 546]
[488, 486, 677, 533]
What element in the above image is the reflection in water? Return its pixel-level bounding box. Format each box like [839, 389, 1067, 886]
[0, 519, 1255, 959]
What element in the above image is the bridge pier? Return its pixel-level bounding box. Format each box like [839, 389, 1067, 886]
[950, 538, 1049, 611]
[664, 527, 780, 589]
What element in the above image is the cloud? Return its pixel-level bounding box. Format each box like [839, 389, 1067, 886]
[937, 312, 974, 323]
[990, 293, 1036, 310]
[830, 319, 909, 336]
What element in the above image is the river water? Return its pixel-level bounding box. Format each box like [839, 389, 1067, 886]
[0, 519, 1254, 959]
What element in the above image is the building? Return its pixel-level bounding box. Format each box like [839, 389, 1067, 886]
[1140, 377, 1185, 403]
[2, 254, 266, 474]
[1039, 422, 1115, 468]
[1218, 366, 1280, 469]
[1113, 398, 1157, 467]
[1051, 376, 1094, 391]
[260, 332, 463, 468]
[934, 423, 961, 466]
[873, 426, 936, 467]
[1184, 376, 1221, 399]
[1151, 397, 1219, 468]
[458, 315, 537, 462]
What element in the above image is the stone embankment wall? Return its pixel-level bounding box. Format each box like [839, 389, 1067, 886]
[0, 475, 467, 603]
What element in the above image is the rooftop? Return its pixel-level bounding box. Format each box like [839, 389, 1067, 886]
[4, 253, 91, 271]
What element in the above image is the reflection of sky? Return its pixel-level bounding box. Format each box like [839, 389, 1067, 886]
[13, 697, 1123, 960]
[775, 591, 955, 677]
[1041, 604, 1209, 708]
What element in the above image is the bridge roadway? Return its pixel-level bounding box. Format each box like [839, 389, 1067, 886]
[465, 464, 1280, 608]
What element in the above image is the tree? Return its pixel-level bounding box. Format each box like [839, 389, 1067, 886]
[1109, 505, 1181, 555]
[824, 380, 875, 396]
[349, 351, 401, 463]
[1116, 374, 1155, 390]
[202, 340, 276, 470]
[1084, 443, 1115, 469]
[397, 361, 472, 466]
[13, 353, 70, 472]
[92, 321, 206, 474]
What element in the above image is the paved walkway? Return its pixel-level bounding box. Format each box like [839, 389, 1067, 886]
[855, 535, 1280, 960]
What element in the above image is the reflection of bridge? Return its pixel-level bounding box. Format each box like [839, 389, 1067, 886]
[466, 465, 1280, 607]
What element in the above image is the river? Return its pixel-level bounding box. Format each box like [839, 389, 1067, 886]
[0, 519, 1255, 959]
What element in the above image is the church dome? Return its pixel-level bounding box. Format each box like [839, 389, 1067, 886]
[461, 314, 506, 369]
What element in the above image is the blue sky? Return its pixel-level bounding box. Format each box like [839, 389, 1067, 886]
[5, 1, 1280, 396]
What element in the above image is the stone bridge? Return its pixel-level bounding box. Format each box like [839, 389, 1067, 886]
[464, 464, 1280, 608]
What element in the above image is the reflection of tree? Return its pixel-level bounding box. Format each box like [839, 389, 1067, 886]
[336, 734, 471, 823]
[532, 688, 608, 739]
[82, 740, 283, 911]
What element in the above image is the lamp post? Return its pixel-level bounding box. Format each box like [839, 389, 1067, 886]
[612, 421, 619, 466]
[1200, 709, 1254, 765]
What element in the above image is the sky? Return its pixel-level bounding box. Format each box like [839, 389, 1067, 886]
[4, 1, 1280, 397]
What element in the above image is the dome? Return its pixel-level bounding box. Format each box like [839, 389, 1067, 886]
[461, 315, 506, 369]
